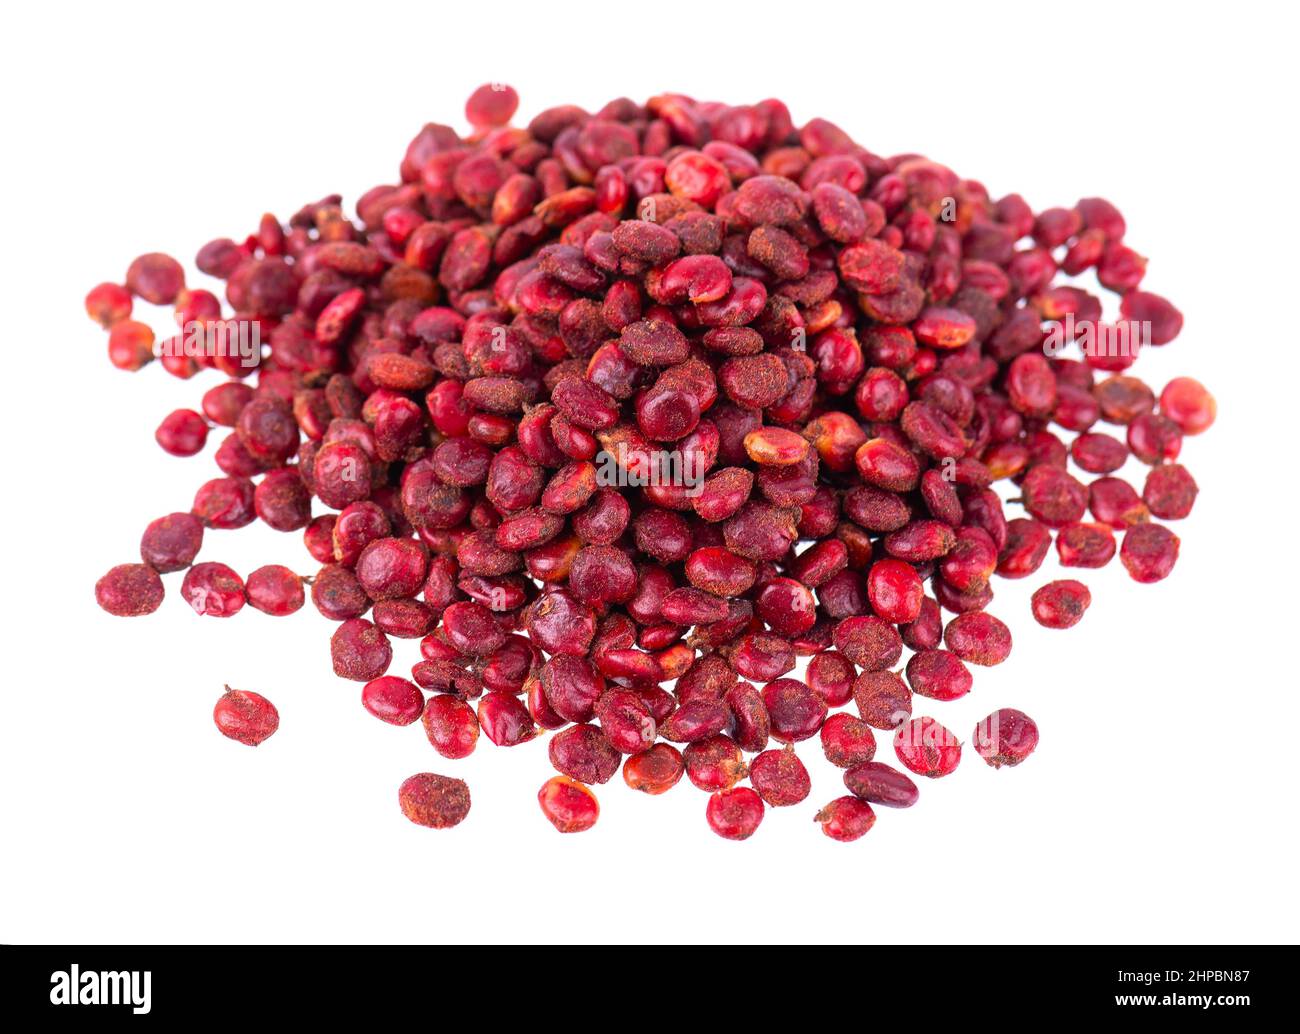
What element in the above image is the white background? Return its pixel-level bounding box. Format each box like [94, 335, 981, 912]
[2, 1, 1296, 945]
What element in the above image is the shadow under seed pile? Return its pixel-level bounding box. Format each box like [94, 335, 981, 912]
[89, 83, 1215, 842]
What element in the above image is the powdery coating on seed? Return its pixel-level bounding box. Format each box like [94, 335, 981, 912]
[853, 670, 913, 731]
[95, 563, 165, 617]
[833, 615, 903, 671]
[820, 712, 877, 768]
[1143, 464, 1198, 520]
[749, 747, 811, 806]
[399, 773, 471, 829]
[213, 687, 279, 746]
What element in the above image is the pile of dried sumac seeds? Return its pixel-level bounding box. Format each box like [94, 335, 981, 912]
[90, 85, 1214, 841]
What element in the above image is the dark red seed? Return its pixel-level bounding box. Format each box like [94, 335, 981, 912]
[761, 678, 827, 742]
[139, 513, 204, 573]
[853, 670, 912, 731]
[331, 618, 392, 681]
[844, 761, 918, 808]
[550, 723, 622, 784]
[832, 615, 903, 671]
[399, 773, 471, 829]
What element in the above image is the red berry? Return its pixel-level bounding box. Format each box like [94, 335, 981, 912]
[213, 687, 279, 746]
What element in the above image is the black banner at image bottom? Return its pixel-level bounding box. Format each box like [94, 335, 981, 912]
[0, 945, 1288, 1023]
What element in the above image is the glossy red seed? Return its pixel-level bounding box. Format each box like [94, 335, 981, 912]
[683, 735, 748, 792]
[973, 708, 1039, 768]
[538, 776, 599, 833]
[1159, 377, 1216, 434]
[155, 409, 209, 456]
[805, 651, 856, 707]
[906, 650, 972, 701]
[815, 796, 877, 841]
[245, 564, 305, 616]
[623, 744, 685, 795]
[181, 562, 245, 617]
[423, 694, 480, 759]
[844, 761, 918, 808]
[866, 558, 924, 624]
[705, 786, 765, 840]
[894, 716, 962, 778]
[362, 676, 424, 726]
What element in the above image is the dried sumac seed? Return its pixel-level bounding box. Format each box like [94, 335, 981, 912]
[213, 687, 279, 746]
[820, 712, 877, 768]
[844, 761, 919, 808]
[1120, 522, 1180, 583]
[623, 743, 685, 795]
[893, 716, 962, 778]
[973, 708, 1039, 768]
[815, 796, 876, 842]
[538, 776, 599, 833]
[1031, 580, 1092, 629]
[399, 773, 471, 829]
